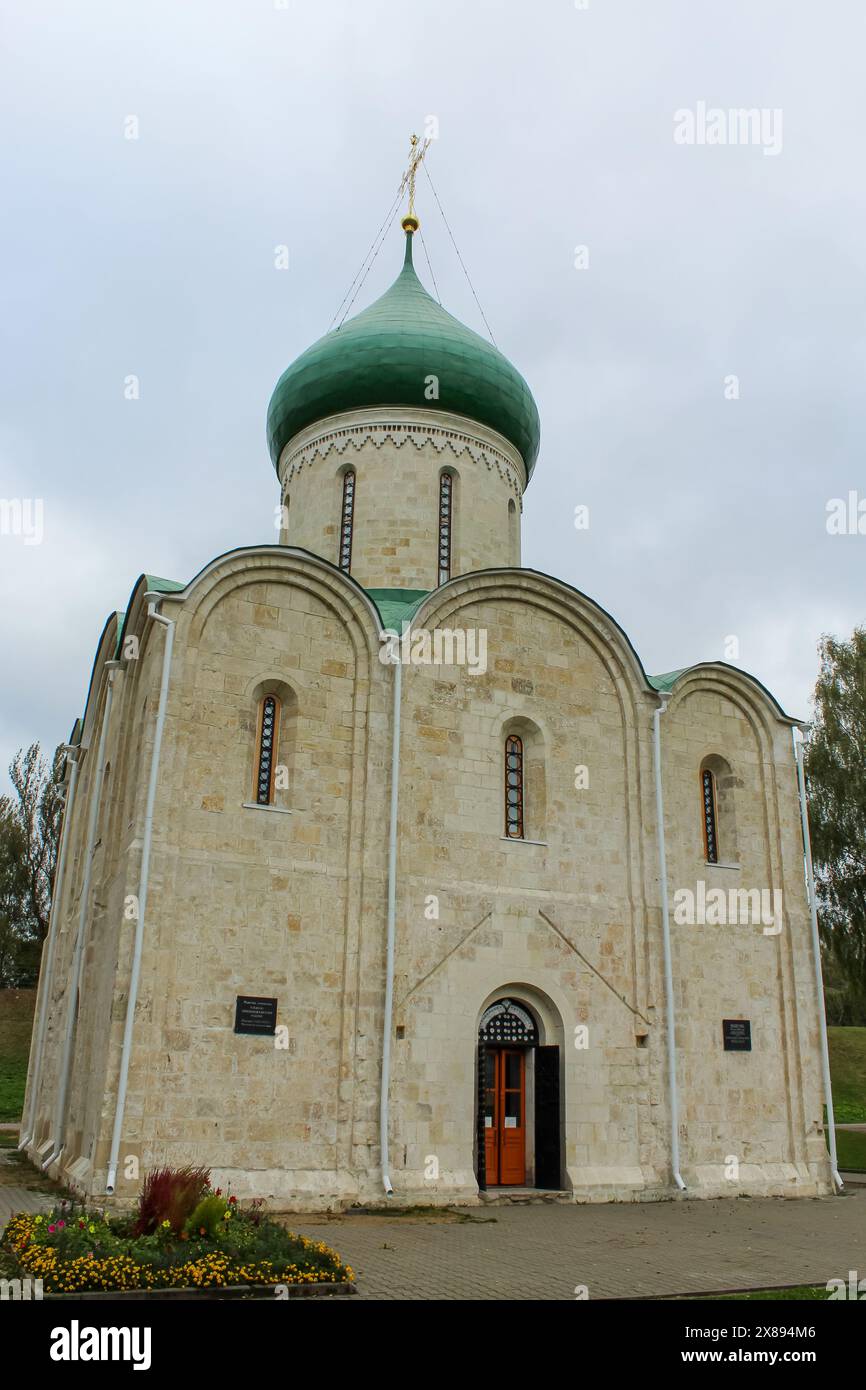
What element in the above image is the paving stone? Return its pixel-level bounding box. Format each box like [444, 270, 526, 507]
[288, 1193, 865, 1300]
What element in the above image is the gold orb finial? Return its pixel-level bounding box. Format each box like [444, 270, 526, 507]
[401, 213, 420, 233]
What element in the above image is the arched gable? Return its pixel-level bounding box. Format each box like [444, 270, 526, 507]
[77, 610, 124, 749]
[409, 567, 655, 708]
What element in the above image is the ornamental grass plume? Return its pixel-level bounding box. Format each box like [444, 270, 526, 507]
[184, 1194, 229, 1240]
[132, 1165, 211, 1236]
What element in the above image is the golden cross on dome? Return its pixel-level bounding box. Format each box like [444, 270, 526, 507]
[399, 132, 430, 232]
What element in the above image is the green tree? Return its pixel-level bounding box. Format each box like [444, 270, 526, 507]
[8, 742, 65, 944]
[0, 801, 31, 985]
[0, 743, 65, 986]
[805, 628, 866, 1025]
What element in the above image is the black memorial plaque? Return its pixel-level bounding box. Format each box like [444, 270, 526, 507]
[722, 1019, 751, 1052]
[234, 995, 278, 1036]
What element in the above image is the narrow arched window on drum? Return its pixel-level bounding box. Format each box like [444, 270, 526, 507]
[255, 695, 281, 805]
[504, 734, 524, 839]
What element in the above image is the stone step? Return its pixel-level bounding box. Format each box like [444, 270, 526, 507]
[478, 1188, 571, 1205]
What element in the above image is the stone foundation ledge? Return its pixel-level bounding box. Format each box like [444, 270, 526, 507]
[680, 1162, 835, 1199]
[80, 1168, 368, 1215]
[12, 1155, 837, 1215]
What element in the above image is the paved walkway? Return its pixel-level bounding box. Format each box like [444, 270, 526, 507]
[288, 1192, 866, 1300]
[0, 1185, 54, 1225]
[0, 1139, 62, 1226]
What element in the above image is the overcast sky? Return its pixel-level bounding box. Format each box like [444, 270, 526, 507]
[1, 0, 864, 791]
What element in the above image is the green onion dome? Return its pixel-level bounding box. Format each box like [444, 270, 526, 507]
[266, 230, 541, 479]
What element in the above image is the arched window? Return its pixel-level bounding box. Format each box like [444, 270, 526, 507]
[700, 766, 719, 863]
[699, 755, 739, 865]
[338, 470, 356, 573]
[504, 735, 525, 838]
[254, 695, 281, 805]
[438, 471, 454, 585]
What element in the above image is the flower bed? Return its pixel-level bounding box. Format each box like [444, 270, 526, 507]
[1, 1176, 354, 1295]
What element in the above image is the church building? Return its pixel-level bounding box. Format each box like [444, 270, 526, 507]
[21, 187, 837, 1209]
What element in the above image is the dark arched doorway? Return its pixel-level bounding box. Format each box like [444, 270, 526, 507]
[476, 998, 561, 1190]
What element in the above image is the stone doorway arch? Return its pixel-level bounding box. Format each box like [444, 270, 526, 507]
[475, 987, 564, 1191]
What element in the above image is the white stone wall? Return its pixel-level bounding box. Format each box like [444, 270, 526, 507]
[24, 488, 833, 1210]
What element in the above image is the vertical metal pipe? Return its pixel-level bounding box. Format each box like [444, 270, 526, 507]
[380, 634, 402, 1196]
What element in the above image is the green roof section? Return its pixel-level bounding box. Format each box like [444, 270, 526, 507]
[648, 668, 690, 692]
[112, 611, 126, 658]
[266, 231, 541, 478]
[648, 662, 798, 720]
[365, 587, 430, 632]
[144, 574, 185, 594]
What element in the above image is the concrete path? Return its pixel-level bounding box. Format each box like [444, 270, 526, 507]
[0, 1185, 54, 1226]
[289, 1192, 866, 1300]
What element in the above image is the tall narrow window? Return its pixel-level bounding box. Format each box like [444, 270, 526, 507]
[438, 471, 453, 585]
[508, 497, 518, 564]
[504, 735, 525, 839]
[338, 470, 355, 572]
[255, 695, 281, 805]
[701, 767, 719, 863]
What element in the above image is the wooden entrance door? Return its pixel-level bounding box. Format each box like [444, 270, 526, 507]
[483, 1048, 526, 1186]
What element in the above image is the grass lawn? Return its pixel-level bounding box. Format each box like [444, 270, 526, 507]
[0, 989, 36, 1123]
[834, 1128, 866, 1172]
[714, 1286, 831, 1301]
[827, 1027, 866, 1122]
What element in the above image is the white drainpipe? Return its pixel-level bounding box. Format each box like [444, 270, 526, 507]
[793, 729, 843, 1191]
[652, 697, 687, 1191]
[19, 746, 81, 1151]
[379, 633, 403, 1197]
[43, 668, 119, 1170]
[106, 600, 175, 1194]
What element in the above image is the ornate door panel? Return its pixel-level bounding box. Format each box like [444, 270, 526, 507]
[483, 1049, 526, 1186]
[498, 1049, 525, 1185]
